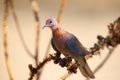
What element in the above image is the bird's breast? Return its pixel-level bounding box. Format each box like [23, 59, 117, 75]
[53, 34, 71, 56]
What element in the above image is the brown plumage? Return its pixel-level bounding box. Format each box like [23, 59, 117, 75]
[43, 18, 95, 79]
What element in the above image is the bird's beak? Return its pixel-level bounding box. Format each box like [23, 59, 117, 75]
[42, 24, 48, 29]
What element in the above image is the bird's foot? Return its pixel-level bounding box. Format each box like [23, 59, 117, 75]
[67, 63, 78, 73]
[59, 56, 72, 67]
[53, 52, 61, 64]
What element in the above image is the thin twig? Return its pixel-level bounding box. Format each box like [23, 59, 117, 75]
[85, 47, 116, 80]
[60, 72, 72, 80]
[30, 0, 41, 67]
[57, 0, 67, 23]
[28, 54, 55, 80]
[30, 0, 41, 80]
[38, 39, 51, 75]
[3, 0, 13, 80]
[85, 18, 120, 80]
[9, 0, 34, 58]
[93, 48, 115, 74]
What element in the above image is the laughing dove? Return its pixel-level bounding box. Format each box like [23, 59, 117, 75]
[43, 18, 95, 79]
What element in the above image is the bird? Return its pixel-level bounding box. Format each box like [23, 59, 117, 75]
[43, 18, 95, 79]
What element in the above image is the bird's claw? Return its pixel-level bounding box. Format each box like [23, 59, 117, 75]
[67, 63, 78, 73]
[59, 56, 72, 67]
[53, 52, 61, 64]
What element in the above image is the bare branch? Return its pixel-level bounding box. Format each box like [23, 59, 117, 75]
[57, 0, 67, 23]
[30, 0, 41, 80]
[85, 47, 116, 80]
[93, 48, 115, 74]
[30, 0, 41, 67]
[28, 54, 56, 80]
[86, 17, 120, 59]
[9, 0, 34, 58]
[60, 72, 72, 80]
[85, 18, 120, 80]
[3, 0, 14, 79]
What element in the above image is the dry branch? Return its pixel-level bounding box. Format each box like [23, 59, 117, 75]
[57, 0, 67, 23]
[28, 17, 120, 80]
[93, 47, 115, 74]
[3, 0, 14, 80]
[85, 47, 116, 80]
[28, 54, 56, 80]
[60, 72, 72, 80]
[30, 0, 41, 80]
[9, 0, 34, 58]
[30, 0, 41, 66]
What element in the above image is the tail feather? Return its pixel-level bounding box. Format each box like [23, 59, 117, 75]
[79, 65, 89, 78]
[77, 57, 95, 79]
[84, 62, 95, 78]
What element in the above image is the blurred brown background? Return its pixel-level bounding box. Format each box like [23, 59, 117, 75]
[0, 0, 120, 80]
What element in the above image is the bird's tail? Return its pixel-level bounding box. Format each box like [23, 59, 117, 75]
[77, 57, 95, 79]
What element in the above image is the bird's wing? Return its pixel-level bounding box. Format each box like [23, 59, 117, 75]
[66, 35, 95, 79]
[51, 38, 61, 53]
[66, 34, 88, 57]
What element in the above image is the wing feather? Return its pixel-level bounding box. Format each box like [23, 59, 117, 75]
[51, 38, 61, 53]
[66, 35, 88, 57]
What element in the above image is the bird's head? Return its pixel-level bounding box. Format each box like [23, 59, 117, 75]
[43, 18, 59, 31]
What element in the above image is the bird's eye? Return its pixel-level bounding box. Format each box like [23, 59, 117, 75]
[49, 20, 52, 23]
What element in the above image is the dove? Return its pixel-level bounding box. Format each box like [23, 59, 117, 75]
[43, 18, 95, 79]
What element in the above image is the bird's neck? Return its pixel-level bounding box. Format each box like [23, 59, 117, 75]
[52, 28, 64, 38]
